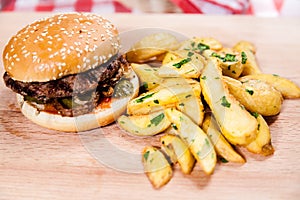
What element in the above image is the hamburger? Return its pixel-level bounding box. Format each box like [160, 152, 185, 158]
[2, 13, 139, 132]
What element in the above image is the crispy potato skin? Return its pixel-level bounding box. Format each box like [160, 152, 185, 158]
[202, 114, 245, 163]
[239, 74, 300, 99]
[142, 147, 173, 189]
[200, 61, 258, 146]
[160, 134, 196, 174]
[246, 114, 274, 156]
[165, 108, 217, 175]
[224, 76, 283, 116]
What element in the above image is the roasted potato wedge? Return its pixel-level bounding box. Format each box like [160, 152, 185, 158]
[160, 134, 196, 174]
[157, 50, 205, 79]
[179, 37, 223, 52]
[202, 114, 245, 163]
[142, 146, 173, 189]
[223, 76, 283, 116]
[246, 114, 274, 156]
[176, 96, 204, 126]
[233, 41, 261, 75]
[203, 49, 244, 78]
[239, 74, 300, 99]
[131, 63, 162, 90]
[127, 81, 200, 115]
[233, 40, 256, 54]
[118, 110, 171, 136]
[165, 108, 217, 175]
[200, 60, 258, 146]
[126, 33, 180, 63]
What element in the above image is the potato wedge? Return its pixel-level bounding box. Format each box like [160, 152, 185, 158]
[158, 58, 197, 79]
[233, 41, 261, 75]
[202, 114, 245, 163]
[203, 49, 243, 78]
[142, 146, 173, 189]
[160, 134, 196, 174]
[165, 108, 217, 175]
[246, 114, 274, 156]
[200, 60, 258, 146]
[127, 82, 200, 115]
[179, 37, 223, 52]
[233, 40, 256, 54]
[176, 96, 204, 126]
[239, 74, 300, 99]
[131, 63, 162, 90]
[223, 76, 283, 116]
[126, 32, 180, 63]
[118, 110, 171, 136]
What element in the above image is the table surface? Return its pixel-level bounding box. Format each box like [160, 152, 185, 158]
[0, 13, 300, 200]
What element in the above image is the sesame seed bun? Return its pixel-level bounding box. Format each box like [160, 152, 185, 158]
[16, 70, 139, 132]
[3, 13, 120, 82]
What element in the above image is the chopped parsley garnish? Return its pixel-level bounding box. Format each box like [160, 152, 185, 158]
[211, 52, 237, 62]
[221, 96, 231, 108]
[185, 94, 192, 98]
[173, 57, 191, 68]
[227, 65, 231, 70]
[142, 82, 148, 89]
[188, 51, 194, 57]
[257, 124, 261, 131]
[273, 74, 279, 77]
[241, 51, 247, 64]
[191, 41, 195, 47]
[135, 93, 155, 103]
[144, 68, 152, 71]
[197, 43, 210, 52]
[220, 157, 229, 163]
[251, 112, 259, 118]
[153, 99, 159, 104]
[201, 76, 207, 80]
[179, 103, 185, 107]
[150, 113, 165, 126]
[143, 151, 150, 161]
[245, 88, 254, 95]
[185, 69, 195, 74]
[171, 123, 178, 130]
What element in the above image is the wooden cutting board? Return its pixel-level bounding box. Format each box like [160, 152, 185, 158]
[0, 13, 300, 200]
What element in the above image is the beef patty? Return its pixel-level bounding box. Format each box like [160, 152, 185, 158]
[3, 55, 129, 117]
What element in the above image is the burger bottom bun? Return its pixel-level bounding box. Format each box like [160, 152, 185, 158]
[16, 70, 139, 132]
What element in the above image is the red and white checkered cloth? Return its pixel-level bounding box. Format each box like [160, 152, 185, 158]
[1, 0, 299, 16]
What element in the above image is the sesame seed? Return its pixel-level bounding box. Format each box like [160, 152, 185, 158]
[77, 65, 81, 69]
[16, 58, 20, 62]
[5, 53, 8, 59]
[48, 48, 52, 51]
[93, 38, 98, 41]
[8, 66, 12, 70]
[48, 41, 53, 45]
[63, 43, 68, 47]
[24, 53, 30, 58]
[11, 62, 14, 66]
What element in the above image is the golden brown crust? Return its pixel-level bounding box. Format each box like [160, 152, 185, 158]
[16, 70, 139, 132]
[3, 13, 120, 82]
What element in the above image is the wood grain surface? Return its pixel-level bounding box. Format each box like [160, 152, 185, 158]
[0, 13, 300, 200]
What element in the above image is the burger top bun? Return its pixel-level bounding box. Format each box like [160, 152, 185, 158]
[3, 13, 120, 82]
